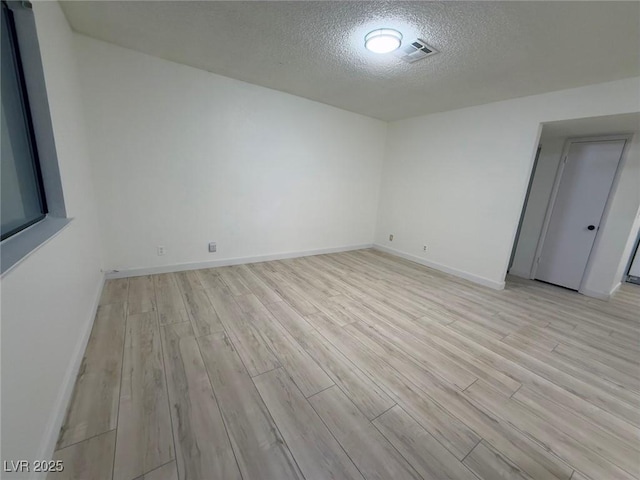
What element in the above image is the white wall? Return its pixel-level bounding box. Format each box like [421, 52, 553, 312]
[73, 35, 386, 274]
[509, 137, 565, 278]
[0, 2, 104, 473]
[582, 134, 640, 296]
[375, 78, 640, 289]
[611, 205, 640, 287]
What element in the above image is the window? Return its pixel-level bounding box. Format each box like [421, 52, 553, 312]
[1, 0, 69, 275]
[1, 0, 48, 240]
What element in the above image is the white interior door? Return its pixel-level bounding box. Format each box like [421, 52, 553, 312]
[535, 139, 625, 290]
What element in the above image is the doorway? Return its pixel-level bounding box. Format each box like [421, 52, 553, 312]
[509, 113, 640, 299]
[532, 137, 628, 290]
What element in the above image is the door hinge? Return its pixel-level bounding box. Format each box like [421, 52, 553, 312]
[563, 155, 567, 164]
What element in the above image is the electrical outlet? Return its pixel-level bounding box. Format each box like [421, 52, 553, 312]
[208, 242, 217, 253]
[423, 245, 427, 252]
[157, 246, 166, 256]
[389, 234, 394, 241]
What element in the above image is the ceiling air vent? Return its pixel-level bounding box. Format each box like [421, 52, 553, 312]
[394, 39, 438, 63]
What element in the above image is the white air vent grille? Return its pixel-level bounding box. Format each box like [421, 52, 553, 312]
[394, 39, 438, 63]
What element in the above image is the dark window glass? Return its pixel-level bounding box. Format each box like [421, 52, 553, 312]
[1, 1, 47, 240]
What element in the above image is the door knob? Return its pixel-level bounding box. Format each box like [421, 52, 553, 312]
[587, 225, 596, 231]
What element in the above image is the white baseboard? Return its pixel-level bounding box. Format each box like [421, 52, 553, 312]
[35, 272, 105, 474]
[507, 268, 532, 279]
[105, 243, 373, 279]
[373, 244, 505, 290]
[580, 281, 622, 300]
[609, 282, 622, 297]
[580, 286, 615, 300]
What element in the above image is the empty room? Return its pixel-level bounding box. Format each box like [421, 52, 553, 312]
[2, 1, 639, 479]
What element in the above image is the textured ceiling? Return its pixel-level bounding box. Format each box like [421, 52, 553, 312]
[60, 1, 640, 121]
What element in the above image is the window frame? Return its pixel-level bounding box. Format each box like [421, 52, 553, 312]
[1, 0, 71, 276]
[1, 0, 49, 241]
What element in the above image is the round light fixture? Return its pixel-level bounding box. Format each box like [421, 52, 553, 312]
[364, 28, 402, 54]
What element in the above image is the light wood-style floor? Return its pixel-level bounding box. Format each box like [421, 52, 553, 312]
[50, 249, 640, 480]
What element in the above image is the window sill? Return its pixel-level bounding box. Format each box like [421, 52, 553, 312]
[1, 215, 72, 277]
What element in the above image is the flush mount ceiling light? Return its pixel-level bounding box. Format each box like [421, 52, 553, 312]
[364, 28, 402, 54]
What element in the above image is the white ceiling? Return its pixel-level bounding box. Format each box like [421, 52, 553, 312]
[60, 1, 640, 121]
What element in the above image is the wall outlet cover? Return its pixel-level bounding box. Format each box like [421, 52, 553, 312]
[209, 242, 217, 253]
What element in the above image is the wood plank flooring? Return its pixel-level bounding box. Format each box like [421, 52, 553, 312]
[50, 249, 640, 480]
